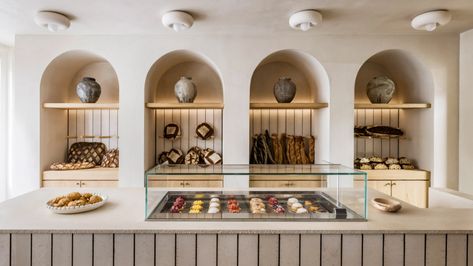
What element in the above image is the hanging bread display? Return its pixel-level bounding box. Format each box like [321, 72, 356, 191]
[196, 122, 214, 140]
[167, 148, 184, 164]
[163, 123, 180, 139]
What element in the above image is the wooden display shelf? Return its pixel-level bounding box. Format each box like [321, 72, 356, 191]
[43, 167, 119, 181]
[355, 169, 430, 181]
[250, 102, 328, 109]
[43, 103, 119, 109]
[146, 103, 224, 109]
[354, 103, 431, 109]
[355, 135, 409, 140]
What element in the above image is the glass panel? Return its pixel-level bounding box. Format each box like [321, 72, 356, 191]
[145, 163, 367, 221]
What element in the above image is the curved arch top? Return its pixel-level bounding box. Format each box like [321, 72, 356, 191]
[250, 49, 330, 103]
[355, 49, 434, 103]
[145, 49, 224, 103]
[40, 49, 119, 103]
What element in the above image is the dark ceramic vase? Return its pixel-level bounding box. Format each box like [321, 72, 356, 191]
[273, 77, 296, 103]
[76, 77, 101, 103]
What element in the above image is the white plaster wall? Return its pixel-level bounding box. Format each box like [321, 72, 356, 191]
[10, 34, 459, 197]
[459, 29, 473, 195]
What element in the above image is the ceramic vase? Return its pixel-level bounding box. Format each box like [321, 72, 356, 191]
[273, 77, 296, 103]
[174, 77, 197, 103]
[76, 77, 101, 103]
[366, 76, 396, 104]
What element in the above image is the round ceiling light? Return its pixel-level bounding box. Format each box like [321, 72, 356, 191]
[34, 11, 71, 32]
[162, 11, 194, 32]
[411, 10, 452, 32]
[289, 10, 322, 31]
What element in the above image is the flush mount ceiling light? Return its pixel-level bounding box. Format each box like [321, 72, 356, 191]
[162, 11, 194, 32]
[289, 10, 322, 31]
[411, 10, 452, 32]
[34, 11, 71, 32]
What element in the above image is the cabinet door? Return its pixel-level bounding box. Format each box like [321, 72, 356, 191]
[183, 180, 222, 188]
[42, 180, 81, 187]
[148, 180, 185, 188]
[391, 180, 428, 208]
[250, 180, 289, 188]
[79, 180, 118, 188]
[287, 181, 322, 188]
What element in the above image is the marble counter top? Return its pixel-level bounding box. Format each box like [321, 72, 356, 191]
[0, 187, 472, 234]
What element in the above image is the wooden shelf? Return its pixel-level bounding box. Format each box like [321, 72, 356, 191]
[354, 103, 431, 109]
[146, 103, 224, 109]
[250, 103, 328, 109]
[43, 167, 119, 181]
[43, 103, 119, 110]
[355, 135, 409, 140]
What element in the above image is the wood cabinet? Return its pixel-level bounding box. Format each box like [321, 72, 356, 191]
[42, 180, 118, 188]
[147, 175, 223, 188]
[42, 168, 119, 188]
[357, 170, 430, 208]
[250, 175, 323, 188]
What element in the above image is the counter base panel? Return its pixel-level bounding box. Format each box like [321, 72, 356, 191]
[2, 232, 471, 266]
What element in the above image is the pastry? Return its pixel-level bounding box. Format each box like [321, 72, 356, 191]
[227, 199, 241, 213]
[271, 134, 284, 164]
[185, 150, 200, 165]
[273, 205, 285, 214]
[287, 197, 298, 207]
[359, 157, 370, 164]
[196, 123, 214, 140]
[207, 207, 219, 214]
[291, 202, 303, 212]
[209, 202, 220, 209]
[193, 200, 204, 205]
[308, 205, 320, 213]
[267, 196, 278, 206]
[189, 209, 201, 214]
[389, 164, 402, 170]
[402, 164, 415, 170]
[158, 152, 169, 164]
[360, 164, 372, 170]
[89, 195, 102, 204]
[385, 158, 399, 165]
[203, 149, 222, 165]
[50, 161, 96, 170]
[369, 156, 384, 163]
[366, 126, 404, 137]
[210, 198, 220, 203]
[374, 163, 388, 170]
[399, 157, 412, 165]
[296, 207, 308, 214]
[304, 200, 313, 207]
[167, 149, 184, 164]
[286, 135, 297, 164]
[308, 135, 315, 164]
[164, 123, 180, 139]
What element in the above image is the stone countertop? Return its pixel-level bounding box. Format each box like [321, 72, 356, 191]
[0, 187, 472, 234]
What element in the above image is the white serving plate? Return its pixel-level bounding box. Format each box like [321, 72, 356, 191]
[46, 194, 108, 214]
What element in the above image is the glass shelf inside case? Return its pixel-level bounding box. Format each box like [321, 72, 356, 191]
[145, 164, 367, 221]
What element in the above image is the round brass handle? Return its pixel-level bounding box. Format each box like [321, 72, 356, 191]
[179, 182, 185, 186]
[384, 183, 391, 187]
[185, 182, 190, 186]
[392, 182, 397, 186]
[75, 182, 80, 186]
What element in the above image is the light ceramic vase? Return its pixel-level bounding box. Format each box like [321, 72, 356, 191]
[76, 77, 101, 103]
[366, 76, 396, 104]
[174, 77, 197, 103]
[273, 77, 296, 103]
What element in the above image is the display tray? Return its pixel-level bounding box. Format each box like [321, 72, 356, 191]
[147, 191, 365, 221]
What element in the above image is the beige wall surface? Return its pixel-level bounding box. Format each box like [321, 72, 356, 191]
[11, 34, 459, 196]
[459, 29, 473, 195]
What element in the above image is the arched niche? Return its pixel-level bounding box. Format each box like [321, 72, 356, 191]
[353, 49, 434, 171]
[41, 50, 119, 103]
[250, 49, 329, 103]
[248, 50, 331, 164]
[355, 49, 434, 103]
[40, 50, 120, 174]
[144, 50, 224, 169]
[145, 50, 223, 103]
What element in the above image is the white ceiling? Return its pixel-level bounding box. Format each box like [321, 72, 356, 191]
[1, 0, 473, 46]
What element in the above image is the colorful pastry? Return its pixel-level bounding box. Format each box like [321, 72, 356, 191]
[291, 202, 303, 212]
[287, 197, 299, 207]
[296, 207, 308, 214]
[207, 207, 219, 214]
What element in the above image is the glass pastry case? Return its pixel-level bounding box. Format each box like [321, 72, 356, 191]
[145, 164, 367, 221]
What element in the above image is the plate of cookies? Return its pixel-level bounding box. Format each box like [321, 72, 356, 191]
[46, 192, 108, 214]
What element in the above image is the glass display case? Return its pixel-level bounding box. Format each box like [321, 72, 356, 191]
[145, 164, 367, 221]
